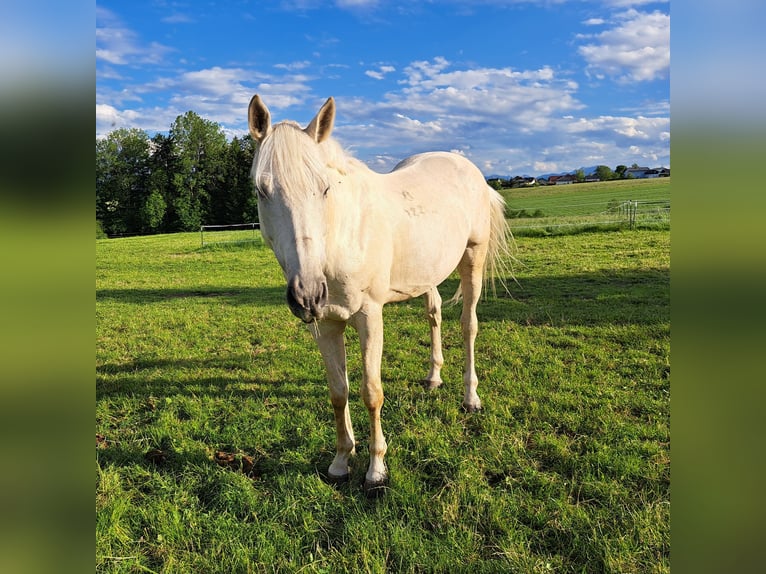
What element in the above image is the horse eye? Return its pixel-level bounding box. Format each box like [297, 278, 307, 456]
[323, 186, 330, 198]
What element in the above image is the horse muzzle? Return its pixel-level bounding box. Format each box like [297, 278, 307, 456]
[286, 275, 329, 323]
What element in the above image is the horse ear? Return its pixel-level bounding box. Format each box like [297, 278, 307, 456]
[305, 97, 335, 143]
[248, 94, 271, 142]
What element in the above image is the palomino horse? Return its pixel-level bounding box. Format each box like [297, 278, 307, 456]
[248, 95, 512, 494]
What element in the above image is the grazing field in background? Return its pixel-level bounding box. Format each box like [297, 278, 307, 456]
[501, 177, 670, 235]
[97, 223, 670, 573]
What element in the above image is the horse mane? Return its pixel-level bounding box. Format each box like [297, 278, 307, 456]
[252, 121, 363, 198]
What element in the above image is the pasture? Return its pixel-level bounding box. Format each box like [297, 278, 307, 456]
[502, 177, 670, 235]
[96, 226, 669, 573]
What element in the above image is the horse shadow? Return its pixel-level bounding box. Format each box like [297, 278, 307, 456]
[96, 285, 286, 307]
[435, 266, 669, 327]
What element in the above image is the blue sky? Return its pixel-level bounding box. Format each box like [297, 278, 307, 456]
[96, 0, 670, 177]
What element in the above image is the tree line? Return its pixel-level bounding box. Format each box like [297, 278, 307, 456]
[488, 165, 645, 189]
[96, 111, 257, 237]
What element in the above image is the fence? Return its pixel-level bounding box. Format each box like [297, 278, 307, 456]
[200, 222, 260, 247]
[507, 198, 670, 235]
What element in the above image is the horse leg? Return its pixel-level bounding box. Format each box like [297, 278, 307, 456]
[313, 319, 356, 481]
[458, 245, 489, 412]
[352, 304, 388, 494]
[423, 287, 444, 390]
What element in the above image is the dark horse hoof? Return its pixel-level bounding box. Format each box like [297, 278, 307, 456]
[363, 478, 388, 499]
[325, 472, 351, 486]
[422, 379, 443, 390]
[462, 403, 483, 413]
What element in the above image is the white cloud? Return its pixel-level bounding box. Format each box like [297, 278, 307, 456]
[274, 61, 312, 71]
[96, 103, 167, 138]
[328, 58, 595, 173]
[365, 65, 396, 80]
[329, 52, 669, 175]
[96, 6, 172, 66]
[578, 10, 669, 83]
[96, 61, 317, 139]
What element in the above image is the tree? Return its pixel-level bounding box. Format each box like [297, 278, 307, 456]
[615, 165, 627, 179]
[487, 178, 503, 191]
[221, 135, 258, 223]
[96, 112, 265, 237]
[145, 133, 178, 232]
[595, 165, 615, 181]
[575, 168, 586, 183]
[141, 189, 167, 232]
[96, 128, 151, 236]
[169, 111, 227, 230]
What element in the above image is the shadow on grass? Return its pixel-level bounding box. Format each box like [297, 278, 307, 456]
[96, 285, 286, 306]
[96, 356, 327, 402]
[97, 267, 667, 325]
[437, 267, 669, 326]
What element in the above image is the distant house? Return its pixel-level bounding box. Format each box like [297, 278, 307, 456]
[625, 166, 670, 179]
[625, 167, 651, 178]
[550, 174, 576, 185]
[509, 175, 537, 187]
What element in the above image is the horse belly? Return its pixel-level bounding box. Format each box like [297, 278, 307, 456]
[387, 215, 470, 301]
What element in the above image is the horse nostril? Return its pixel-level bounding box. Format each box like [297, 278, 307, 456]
[287, 276, 327, 321]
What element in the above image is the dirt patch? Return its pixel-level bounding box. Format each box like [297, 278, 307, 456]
[214, 450, 261, 479]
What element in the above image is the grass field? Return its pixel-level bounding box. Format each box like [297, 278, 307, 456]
[501, 178, 670, 235]
[97, 219, 670, 572]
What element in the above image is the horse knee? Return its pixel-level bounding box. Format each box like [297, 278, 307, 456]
[361, 386, 384, 411]
[330, 392, 348, 410]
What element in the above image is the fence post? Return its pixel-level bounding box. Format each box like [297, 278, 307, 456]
[200, 225, 204, 247]
[629, 200, 637, 229]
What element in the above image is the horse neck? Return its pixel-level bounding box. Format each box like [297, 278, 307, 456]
[324, 165, 380, 250]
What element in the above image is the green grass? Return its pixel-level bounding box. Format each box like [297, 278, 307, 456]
[97, 227, 670, 573]
[501, 178, 670, 235]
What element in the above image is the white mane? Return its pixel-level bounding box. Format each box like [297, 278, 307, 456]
[252, 121, 361, 198]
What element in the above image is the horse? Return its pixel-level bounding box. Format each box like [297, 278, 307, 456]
[248, 94, 513, 494]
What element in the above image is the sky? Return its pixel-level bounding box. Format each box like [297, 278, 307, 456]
[96, 0, 670, 177]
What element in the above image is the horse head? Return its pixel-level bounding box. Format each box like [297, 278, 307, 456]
[248, 95, 336, 323]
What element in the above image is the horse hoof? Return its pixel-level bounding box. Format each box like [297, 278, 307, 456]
[422, 379, 442, 390]
[462, 403, 483, 413]
[363, 478, 388, 499]
[325, 472, 350, 485]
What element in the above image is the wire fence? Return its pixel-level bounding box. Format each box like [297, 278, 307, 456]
[507, 198, 670, 235]
[200, 222, 260, 247]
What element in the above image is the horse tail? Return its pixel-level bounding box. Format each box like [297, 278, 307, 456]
[485, 187, 515, 297]
[449, 187, 515, 304]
